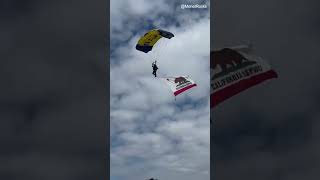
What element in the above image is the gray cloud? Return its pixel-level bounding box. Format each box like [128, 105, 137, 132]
[0, 0, 108, 179]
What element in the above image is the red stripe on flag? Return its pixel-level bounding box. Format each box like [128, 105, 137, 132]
[174, 84, 197, 96]
[211, 70, 277, 108]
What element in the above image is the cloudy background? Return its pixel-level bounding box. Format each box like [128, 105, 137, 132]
[1, 0, 320, 179]
[110, 0, 210, 180]
[0, 0, 108, 179]
[212, 0, 320, 179]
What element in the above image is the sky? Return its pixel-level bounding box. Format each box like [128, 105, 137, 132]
[110, 0, 210, 180]
[211, 0, 320, 179]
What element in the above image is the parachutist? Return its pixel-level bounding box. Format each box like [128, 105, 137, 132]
[152, 61, 158, 77]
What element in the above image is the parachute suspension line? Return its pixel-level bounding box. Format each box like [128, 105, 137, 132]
[155, 41, 161, 58]
[158, 38, 169, 61]
[155, 40, 162, 60]
[159, 39, 167, 58]
[154, 38, 168, 62]
[155, 72, 168, 78]
[152, 39, 164, 61]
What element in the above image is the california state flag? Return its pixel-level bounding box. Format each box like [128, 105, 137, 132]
[162, 76, 197, 96]
[211, 45, 278, 108]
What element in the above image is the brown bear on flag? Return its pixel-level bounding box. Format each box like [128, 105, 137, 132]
[211, 44, 278, 108]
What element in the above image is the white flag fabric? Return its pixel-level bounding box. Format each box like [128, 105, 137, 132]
[211, 47, 278, 108]
[162, 76, 197, 96]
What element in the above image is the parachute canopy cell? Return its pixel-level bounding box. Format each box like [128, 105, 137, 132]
[136, 29, 174, 53]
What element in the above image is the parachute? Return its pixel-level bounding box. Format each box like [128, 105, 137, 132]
[162, 76, 197, 96]
[136, 29, 174, 53]
[211, 45, 278, 108]
[135, 29, 197, 98]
